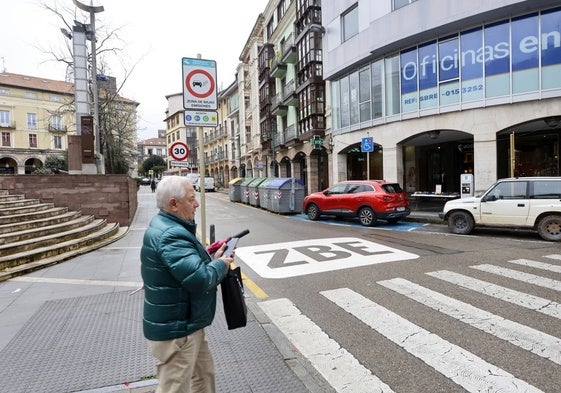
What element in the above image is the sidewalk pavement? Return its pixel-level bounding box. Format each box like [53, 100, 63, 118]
[0, 186, 329, 393]
[0, 186, 439, 393]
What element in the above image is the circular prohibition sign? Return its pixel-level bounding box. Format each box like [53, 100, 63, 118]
[185, 69, 215, 99]
[169, 141, 190, 161]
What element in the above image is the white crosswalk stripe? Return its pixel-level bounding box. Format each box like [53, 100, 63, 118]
[508, 258, 561, 273]
[471, 264, 561, 291]
[321, 287, 542, 393]
[257, 298, 395, 393]
[260, 256, 561, 392]
[426, 270, 561, 319]
[378, 277, 561, 365]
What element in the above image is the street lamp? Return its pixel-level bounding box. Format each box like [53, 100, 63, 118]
[73, 0, 104, 172]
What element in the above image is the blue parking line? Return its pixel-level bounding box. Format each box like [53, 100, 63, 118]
[289, 214, 423, 231]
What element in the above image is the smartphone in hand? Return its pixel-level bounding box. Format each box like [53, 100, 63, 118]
[223, 237, 239, 258]
[222, 229, 249, 258]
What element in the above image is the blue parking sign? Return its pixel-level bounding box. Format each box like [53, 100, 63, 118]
[361, 137, 374, 152]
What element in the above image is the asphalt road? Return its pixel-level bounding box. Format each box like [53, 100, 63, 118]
[201, 191, 561, 393]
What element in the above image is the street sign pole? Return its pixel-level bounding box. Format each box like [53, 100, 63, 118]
[182, 54, 218, 245]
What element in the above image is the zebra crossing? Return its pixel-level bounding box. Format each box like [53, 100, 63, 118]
[257, 254, 561, 393]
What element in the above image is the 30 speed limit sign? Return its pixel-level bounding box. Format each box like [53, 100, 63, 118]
[169, 141, 190, 161]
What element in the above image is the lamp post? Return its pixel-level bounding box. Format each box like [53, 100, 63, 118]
[73, 0, 104, 173]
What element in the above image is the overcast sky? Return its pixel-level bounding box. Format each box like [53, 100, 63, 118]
[2, 0, 269, 140]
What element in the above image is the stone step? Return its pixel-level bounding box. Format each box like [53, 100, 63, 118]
[0, 189, 127, 282]
[0, 214, 94, 245]
[0, 218, 109, 262]
[0, 206, 69, 225]
[0, 221, 121, 271]
[0, 202, 54, 217]
[0, 198, 39, 209]
[0, 194, 24, 202]
[0, 225, 128, 282]
[0, 210, 81, 235]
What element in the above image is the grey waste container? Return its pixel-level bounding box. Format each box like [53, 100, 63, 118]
[239, 178, 255, 204]
[267, 178, 306, 213]
[248, 178, 268, 207]
[257, 178, 276, 211]
[228, 177, 244, 202]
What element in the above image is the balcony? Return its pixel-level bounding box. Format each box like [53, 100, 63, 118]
[281, 34, 297, 64]
[271, 93, 288, 116]
[48, 124, 68, 133]
[283, 124, 301, 147]
[282, 80, 298, 107]
[270, 55, 287, 79]
[0, 121, 16, 129]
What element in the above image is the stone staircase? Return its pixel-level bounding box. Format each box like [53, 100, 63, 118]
[0, 189, 127, 282]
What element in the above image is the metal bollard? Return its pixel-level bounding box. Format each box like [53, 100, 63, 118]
[210, 224, 215, 244]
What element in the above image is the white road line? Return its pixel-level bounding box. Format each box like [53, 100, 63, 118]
[508, 258, 561, 273]
[378, 277, 561, 365]
[258, 298, 394, 393]
[545, 254, 561, 261]
[10, 276, 142, 287]
[321, 287, 543, 393]
[471, 264, 561, 292]
[426, 270, 561, 319]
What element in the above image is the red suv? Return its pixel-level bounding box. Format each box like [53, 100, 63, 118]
[302, 180, 410, 226]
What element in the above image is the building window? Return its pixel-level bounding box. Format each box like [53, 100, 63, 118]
[267, 18, 275, 40]
[25, 91, 37, 98]
[53, 135, 62, 149]
[2, 132, 10, 147]
[277, 0, 287, 22]
[0, 110, 9, 127]
[50, 95, 60, 102]
[51, 114, 62, 131]
[29, 134, 37, 148]
[393, 0, 417, 10]
[0, 88, 9, 95]
[27, 113, 37, 130]
[342, 4, 359, 42]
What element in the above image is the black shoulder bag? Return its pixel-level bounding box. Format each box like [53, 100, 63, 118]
[220, 266, 247, 330]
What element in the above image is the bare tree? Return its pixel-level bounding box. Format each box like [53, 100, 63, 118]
[40, 0, 143, 175]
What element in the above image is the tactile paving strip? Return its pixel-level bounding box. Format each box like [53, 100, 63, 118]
[210, 298, 308, 393]
[0, 290, 154, 393]
[0, 289, 308, 393]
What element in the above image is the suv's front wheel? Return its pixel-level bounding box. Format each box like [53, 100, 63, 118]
[306, 203, 321, 221]
[448, 211, 474, 234]
[537, 215, 561, 241]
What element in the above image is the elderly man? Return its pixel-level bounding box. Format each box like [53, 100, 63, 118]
[141, 175, 234, 393]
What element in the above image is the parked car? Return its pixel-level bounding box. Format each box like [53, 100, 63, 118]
[194, 176, 215, 192]
[184, 173, 200, 186]
[439, 177, 561, 241]
[140, 177, 150, 186]
[302, 180, 410, 226]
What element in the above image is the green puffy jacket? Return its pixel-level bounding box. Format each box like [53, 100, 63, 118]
[141, 210, 228, 341]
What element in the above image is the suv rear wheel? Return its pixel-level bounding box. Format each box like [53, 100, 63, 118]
[359, 206, 376, 226]
[448, 211, 474, 234]
[537, 215, 561, 241]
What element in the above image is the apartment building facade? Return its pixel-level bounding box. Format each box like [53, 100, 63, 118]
[323, 0, 561, 195]
[0, 72, 74, 174]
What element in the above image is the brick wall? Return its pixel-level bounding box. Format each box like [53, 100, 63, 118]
[0, 175, 138, 227]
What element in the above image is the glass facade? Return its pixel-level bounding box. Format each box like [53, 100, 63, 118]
[332, 7, 561, 130]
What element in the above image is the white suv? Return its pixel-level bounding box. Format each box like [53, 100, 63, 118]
[439, 177, 561, 241]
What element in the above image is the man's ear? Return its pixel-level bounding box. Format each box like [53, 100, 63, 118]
[168, 198, 179, 212]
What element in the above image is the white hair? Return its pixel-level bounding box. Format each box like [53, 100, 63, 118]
[155, 176, 192, 209]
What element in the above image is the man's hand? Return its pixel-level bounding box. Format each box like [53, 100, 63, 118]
[206, 237, 231, 255]
[214, 242, 234, 267]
